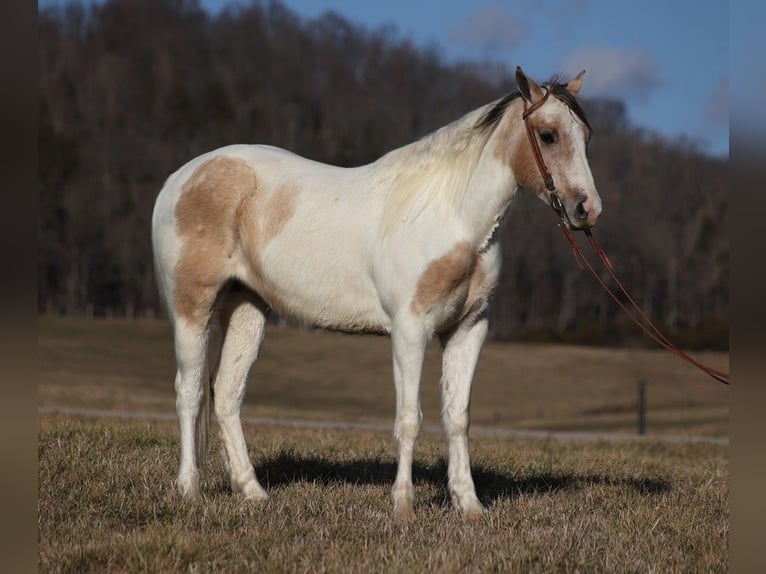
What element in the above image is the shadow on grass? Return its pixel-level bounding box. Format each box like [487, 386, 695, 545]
[248, 449, 670, 507]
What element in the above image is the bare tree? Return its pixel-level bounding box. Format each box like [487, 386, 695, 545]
[38, 0, 728, 349]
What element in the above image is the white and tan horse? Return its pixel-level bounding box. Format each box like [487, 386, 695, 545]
[152, 67, 601, 520]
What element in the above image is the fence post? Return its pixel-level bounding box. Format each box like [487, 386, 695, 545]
[637, 378, 647, 435]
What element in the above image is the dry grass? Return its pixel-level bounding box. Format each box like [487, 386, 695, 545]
[38, 318, 729, 571]
[38, 316, 729, 437]
[39, 415, 727, 573]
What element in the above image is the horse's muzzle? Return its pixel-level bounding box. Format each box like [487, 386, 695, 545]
[563, 191, 601, 229]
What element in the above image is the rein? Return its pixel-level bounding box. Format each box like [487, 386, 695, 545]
[521, 96, 730, 386]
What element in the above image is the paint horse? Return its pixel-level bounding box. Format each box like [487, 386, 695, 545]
[152, 67, 601, 521]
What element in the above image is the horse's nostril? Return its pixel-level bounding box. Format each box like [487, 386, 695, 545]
[575, 200, 588, 219]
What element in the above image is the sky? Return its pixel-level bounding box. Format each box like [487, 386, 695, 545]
[730, 0, 766, 141]
[41, 0, 731, 157]
[207, 0, 729, 157]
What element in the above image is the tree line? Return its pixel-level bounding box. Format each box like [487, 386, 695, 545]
[38, 0, 728, 349]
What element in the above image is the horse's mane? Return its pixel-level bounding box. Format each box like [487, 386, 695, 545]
[377, 76, 591, 235]
[377, 106, 493, 235]
[475, 76, 592, 134]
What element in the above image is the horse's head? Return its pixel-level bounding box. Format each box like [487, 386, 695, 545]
[515, 67, 601, 228]
[485, 67, 602, 229]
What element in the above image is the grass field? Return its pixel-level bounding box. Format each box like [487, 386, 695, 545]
[38, 317, 729, 572]
[38, 316, 729, 436]
[39, 416, 727, 573]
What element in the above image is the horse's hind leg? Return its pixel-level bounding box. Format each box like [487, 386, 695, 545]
[439, 314, 488, 521]
[173, 313, 213, 499]
[214, 286, 269, 501]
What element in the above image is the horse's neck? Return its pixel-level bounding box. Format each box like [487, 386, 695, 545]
[463, 161, 517, 245]
[453, 109, 521, 244]
[373, 105, 519, 243]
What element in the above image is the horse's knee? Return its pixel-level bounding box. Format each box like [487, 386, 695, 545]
[394, 412, 422, 443]
[176, 379, 203, 412]
[442, 407, 469, 438]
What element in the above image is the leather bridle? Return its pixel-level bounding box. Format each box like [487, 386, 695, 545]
[521, 88, 574, 229]
[521, 93, 730, 386]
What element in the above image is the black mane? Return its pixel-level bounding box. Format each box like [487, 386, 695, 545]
[475, 76, 592, 134]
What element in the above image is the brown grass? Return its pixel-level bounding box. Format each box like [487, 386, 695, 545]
[38, 316, 729, 436]
[38, 415, 727, 573]
[37, 317, 729, 571]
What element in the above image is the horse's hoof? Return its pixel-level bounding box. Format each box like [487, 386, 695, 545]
[394, 504, 415, 523]
[177, 476, 201, 500]
[462, 505, 485, 523]
[240, 482, 269, 502]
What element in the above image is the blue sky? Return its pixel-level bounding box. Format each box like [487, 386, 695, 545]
[205, 0, 729, 157]
[730, 0, 765, 140]
[41, 0, 730, 157]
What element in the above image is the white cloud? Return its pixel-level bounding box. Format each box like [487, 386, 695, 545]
[559, 46, 665, 102]
[448, 5, 526, 53]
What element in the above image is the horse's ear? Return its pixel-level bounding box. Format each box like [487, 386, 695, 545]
[566, 70, 586, 96]
[515, 66, 545, 104]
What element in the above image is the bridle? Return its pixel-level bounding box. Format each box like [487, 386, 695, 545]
[521, 88, 574, 229]
[521, 92, 730, 386]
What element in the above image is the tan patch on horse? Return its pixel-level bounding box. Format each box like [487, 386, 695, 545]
[490, 105, 550, 191]
[492, 100, 580, 195]
[411, 242, 478, 315]
[173, 158, 301, 323]
[446, 257, 493, 325]
[173, 156, 258, 324]
[466, 261, 488, 305]
[259, 182, 299, 244]
[237, 181, 299, 315]
[509, 132, 540, 191]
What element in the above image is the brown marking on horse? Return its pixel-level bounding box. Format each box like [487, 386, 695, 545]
[411, 241, 478, 315]
[237, 181, 299, 316]
[508, 131, 541, 192]
[236, 181, 299, 258]
[261, 182, 299, 244]
[490, 103, 550, 190]
[172, 156, 302, 323]
[447, 257, 493, 325]
[173, 156, 258, 324]
[492, 100, 580, 195]
[466, 260, 488, 306]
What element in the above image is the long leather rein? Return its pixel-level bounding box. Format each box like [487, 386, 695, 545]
[522, 91, 730, 386]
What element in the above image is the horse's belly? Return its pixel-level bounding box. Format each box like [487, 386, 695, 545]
[240, 235, 391, 334]
[227, 162, 390, 333]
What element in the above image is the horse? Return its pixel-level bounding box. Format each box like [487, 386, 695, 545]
[151, 67, 601, 521]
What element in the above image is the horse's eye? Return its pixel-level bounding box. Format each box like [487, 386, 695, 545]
[539, 130, 557, 145]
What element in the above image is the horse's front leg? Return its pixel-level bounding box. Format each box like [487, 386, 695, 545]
[390, 316, 428, 521]
[439, 313, 489, 521]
